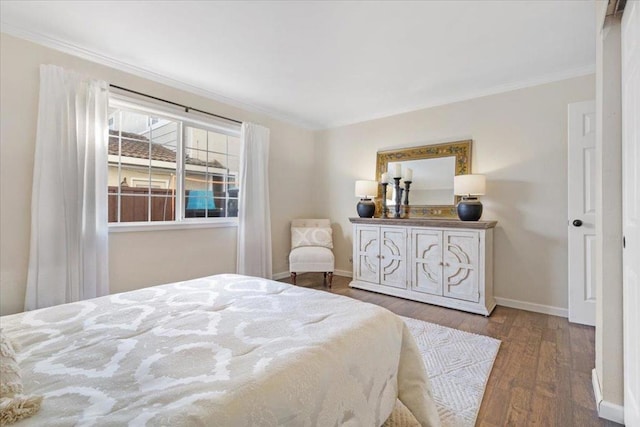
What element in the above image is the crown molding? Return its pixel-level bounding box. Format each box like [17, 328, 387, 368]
[324, 63, 596, 129]
[1, 23, 319, 130]
[2, 22, 594, 131]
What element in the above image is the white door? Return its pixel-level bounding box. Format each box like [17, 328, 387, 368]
[568, 100, 597, 326]
[622, 2, 640, 425]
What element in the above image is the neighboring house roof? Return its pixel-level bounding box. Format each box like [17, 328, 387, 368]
[108, 130, 225, 169]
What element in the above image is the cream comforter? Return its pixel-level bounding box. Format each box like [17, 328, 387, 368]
[1, 274, 440, 426]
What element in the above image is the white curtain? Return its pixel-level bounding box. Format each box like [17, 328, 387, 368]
[25, 65, 109, 310]
[237, 123, 272, 278]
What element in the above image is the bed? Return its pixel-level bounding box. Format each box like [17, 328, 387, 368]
[0, 274, 440, 426]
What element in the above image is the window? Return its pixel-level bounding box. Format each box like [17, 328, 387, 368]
[108, 97, 240, 225]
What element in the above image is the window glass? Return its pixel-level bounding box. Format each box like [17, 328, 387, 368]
[108, 104, 240, 224]
[184, 126, 238, 219]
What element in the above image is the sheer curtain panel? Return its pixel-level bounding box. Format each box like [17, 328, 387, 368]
[237, 123, 272, 278]
[25, 65, 109, 310]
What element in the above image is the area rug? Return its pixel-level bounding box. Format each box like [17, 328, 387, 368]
[402, 316, 501, 427]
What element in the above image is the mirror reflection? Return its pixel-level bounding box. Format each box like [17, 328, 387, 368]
[387, 157, 456, 205]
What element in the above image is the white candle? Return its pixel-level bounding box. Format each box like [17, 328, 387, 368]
[404, 168, 413, 181]
[394, 163, 402, 178]
[381, 172, 389, 184]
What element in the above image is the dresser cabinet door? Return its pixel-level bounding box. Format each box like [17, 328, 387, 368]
[354, 226, 380, 283]
[443, 231, 480, 302]
[411, 229, 443, 295]
[379, 227, 407, 289]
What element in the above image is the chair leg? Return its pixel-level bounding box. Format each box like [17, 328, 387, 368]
[327, 272, 333, 288]
[291, 272, 297, 285]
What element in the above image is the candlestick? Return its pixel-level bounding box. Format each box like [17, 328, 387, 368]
[381, 182, 389, 218]
[403, 180, 412, 218]
[393, 177, 403, 218]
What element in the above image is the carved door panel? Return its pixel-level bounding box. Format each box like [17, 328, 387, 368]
[379, 227, 407, 289]
[411, 229, 443, 295]
[354, 226, 380, 283]
[442, 231, 479, 302]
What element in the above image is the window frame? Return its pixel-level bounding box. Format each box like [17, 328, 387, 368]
[108, 93, 241, 232]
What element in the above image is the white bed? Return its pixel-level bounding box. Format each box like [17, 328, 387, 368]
[0, 274, 440, 426]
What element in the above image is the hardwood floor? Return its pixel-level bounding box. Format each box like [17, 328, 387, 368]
[279, 273, 622, 427]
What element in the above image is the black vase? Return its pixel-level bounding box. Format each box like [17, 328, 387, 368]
[357, 198, 376, 218]
[457, 197, 483, 221]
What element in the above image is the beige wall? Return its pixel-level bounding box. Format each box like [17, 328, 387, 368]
[0, 34, 318, 315]
[315, 74, 595, 310]
[0, 32, 598, 319]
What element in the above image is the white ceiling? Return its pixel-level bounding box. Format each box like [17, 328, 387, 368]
[1, 1, 595, 129]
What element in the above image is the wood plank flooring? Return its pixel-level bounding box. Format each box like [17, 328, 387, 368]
[279, 273, 622, 427]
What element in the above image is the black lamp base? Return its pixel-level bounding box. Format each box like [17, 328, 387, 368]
[457, 197, 483, 221]
[357, 198, 376, 218]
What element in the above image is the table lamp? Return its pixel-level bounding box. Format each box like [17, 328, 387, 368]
[454, 174, 486, 221]
[355, 180, 378, 218]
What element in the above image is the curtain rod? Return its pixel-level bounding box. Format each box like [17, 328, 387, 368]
[109, 84, 243, 125]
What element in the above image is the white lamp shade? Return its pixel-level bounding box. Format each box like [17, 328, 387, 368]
[454, 174, 486, 196]
[355, 180, 378, 198]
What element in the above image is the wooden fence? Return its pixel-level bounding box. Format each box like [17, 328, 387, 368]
[108, 187, 237, 222]
[108, 186, 175, 222]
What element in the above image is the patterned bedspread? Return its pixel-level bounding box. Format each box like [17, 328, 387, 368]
[0, 274, 440, 426]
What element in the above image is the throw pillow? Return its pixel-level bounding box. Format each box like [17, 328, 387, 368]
[0, 329, 42, 425]
[0, 330, 21, 397]
[291, 227, 333, 249]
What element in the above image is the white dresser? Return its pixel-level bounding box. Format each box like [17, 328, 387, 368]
[349, 218, 497, 316]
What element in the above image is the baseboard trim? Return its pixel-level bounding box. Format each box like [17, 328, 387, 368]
[334, 269, 352, 278]
[592, 368, 625, 424]
[272, 269, 352, 281]
[272, 271, 290, 280]
[494, 297, 568, 318]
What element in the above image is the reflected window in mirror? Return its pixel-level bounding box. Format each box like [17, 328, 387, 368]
[387, 157, 456, 206]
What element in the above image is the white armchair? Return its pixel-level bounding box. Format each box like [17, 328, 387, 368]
[289, 219, 335, 287]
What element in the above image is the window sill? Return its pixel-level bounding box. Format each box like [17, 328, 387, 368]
[109, 219, 238, 233]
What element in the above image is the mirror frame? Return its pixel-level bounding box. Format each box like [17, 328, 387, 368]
[375, 139, 472, 218]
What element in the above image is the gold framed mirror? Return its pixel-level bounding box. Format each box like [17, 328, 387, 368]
[375, 140, 472, 218]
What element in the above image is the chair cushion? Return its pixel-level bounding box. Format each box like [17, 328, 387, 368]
[289, 247, 335, 272]
[291, 227, 333, 249]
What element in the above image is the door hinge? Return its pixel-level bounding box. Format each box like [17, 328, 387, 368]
[623, 236, 626, 248]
